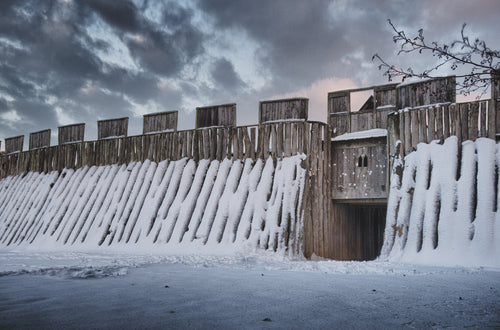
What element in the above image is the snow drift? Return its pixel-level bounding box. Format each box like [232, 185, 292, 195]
[380, 136, 500, 267]
[0, 155, 306, 256]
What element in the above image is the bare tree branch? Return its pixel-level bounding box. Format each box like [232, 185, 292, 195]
[373, 20, 500, 96]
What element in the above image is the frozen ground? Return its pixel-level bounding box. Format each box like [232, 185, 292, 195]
[0, 251, 498, 329]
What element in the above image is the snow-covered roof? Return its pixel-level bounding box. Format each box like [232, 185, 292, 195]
[331, 129, 387, 142]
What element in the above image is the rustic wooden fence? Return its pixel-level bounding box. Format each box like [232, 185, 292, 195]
[387, 100, 496, 158]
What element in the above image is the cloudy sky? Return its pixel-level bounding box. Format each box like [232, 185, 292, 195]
[1, 0, 499, 150]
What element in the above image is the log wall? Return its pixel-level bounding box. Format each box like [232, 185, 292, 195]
[58, 123, 85, 145]
[0, 120, 331, 259]
[387, 99, 496, 158]
[29, 129, 51, 150]
[143, 111, 178, 134]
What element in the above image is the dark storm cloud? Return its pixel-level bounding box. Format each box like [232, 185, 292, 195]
[199, 0, 422, 91]
[211, 58, 246, 92]
[0, 0, 206, 142]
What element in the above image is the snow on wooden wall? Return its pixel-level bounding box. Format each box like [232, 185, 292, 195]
[0, 155, 305, 256]
[380, 137, 499, 267]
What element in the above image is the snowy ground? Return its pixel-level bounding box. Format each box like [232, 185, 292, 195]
[0, 251, 498, 329]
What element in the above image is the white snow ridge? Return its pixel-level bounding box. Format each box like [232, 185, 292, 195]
[380, 137, 500, 267]
[0, 155, 306, 256]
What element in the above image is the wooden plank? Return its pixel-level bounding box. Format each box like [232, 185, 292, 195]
[143, 111, 178, 134]
[479, 101, 487, 137]
[435, 105, 444, 142]
[259, 98, 308, 123]
[428, 106, 436, 142]
[469, 102, 479, 140]
[404, 111, 411, 154]
[460, 103, 469, 142]
[250, 127, 256, 160]
[488, 99, 496, 139]
[418, 109, 427, 143]
[411, 110, 419, 148]
[5, 135, 24, 154]
[97, 117, 128, 140]
[443, 104, 450, 139]
[29, 129, 51, 150]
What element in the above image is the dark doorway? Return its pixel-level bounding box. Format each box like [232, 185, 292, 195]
[330, 202, 386, 261]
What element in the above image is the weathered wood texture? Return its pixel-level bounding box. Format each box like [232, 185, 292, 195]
[301, 122, 332, 259]
[97, 117, 128, 140]
[396, 76, 456, 109]
[143, 111, 178, 134]
[331, 137, 387, 200]
[329, 203, 386, 260]
[196, 104, 236, 128]
[493, 73, 500, 138]
[387, 100, 494, 158]
[0, 121, 326, 177]
[5, 136, 24, 154]
[58, 123, 85, 145]
[328, 78, 456, 137]
[29, 129, 51, 150]
[259, 98, 308, 123]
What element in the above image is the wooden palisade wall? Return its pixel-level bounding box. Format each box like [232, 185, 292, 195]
[59, 123, 85, 145]
[387, 99, 496, 158]
[259, 98, 308, 123]
[143, 111, 178, 134]
[328, 77, 456, 138]
[0, 120, 331, 259]
[29, 129, 51, 150]
[97, 117, 128, 139]
[196, 104, 236, 128]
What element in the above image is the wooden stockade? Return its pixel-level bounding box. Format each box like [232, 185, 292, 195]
[0, 120, 330, 258]
[259, 98, 308, 123]
[196, 104, 236, 128]
[59, 123, 85, 145]
[4, 135, 24, 154]
[97, 117, 128, 140]
[387, 99, 496, 158]
[29, 129, 51, 150]
[328, 77, 456, 137]
[143, 111, 178, 134]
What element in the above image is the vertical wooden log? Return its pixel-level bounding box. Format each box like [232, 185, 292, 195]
[435, 105, 444, 142]
[488, 99, 496, 139]
[271, 125, 277, 161]
[404, 110, 411, 154]
[277, 123, 284, 159]
[237, 127, 244, 159]
[460, 103, 469, 142]
[297, 122, 304, 154]
[469, 102, 479, 140]
[291, 123, 297, 155]
[418, 109, 427, 143]
[284, 123, 291, 157]
[250, 127, 256, 160]
[411, 110, 419, 148]
[479, 101, 487, 137]
[427, 106, 435, 142]
[443, 104, 450, 139]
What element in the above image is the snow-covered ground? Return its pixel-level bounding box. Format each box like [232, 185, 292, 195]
[0, 251, 498, 329]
